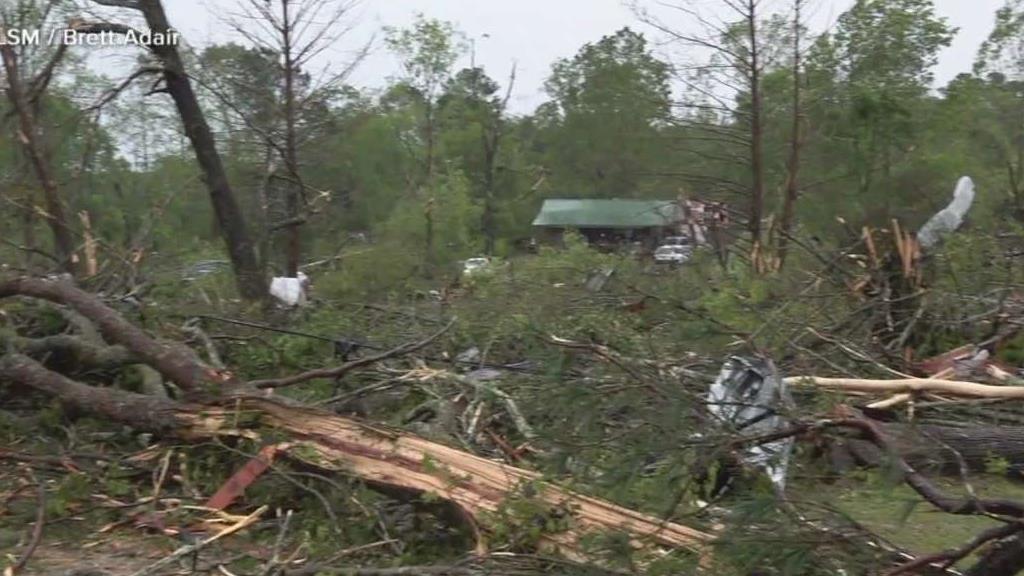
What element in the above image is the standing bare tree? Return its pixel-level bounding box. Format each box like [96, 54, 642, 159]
[635, 0, 775, 257]
[219, 0, 366, 277]
[0, 3, 79, 274]
[88, 0, 267, 299]
[775, 0, 807, 269]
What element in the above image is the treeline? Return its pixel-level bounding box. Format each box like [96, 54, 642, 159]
[3, 0, 1024, 287]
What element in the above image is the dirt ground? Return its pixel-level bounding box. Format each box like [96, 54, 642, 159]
[1, 457, 265, 576]
[18, 539, 171, 576]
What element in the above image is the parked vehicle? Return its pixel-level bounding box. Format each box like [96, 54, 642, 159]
[653, 245, 691, 264]
[181, 259, 229, 281]
[462, 257, 492, 277]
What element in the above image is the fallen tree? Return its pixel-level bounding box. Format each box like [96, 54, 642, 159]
[847, 420, 1024, 473]
[782, 375, 1024, 471]
[785, 375, 1024, 399]
[13, 276, 1024, 574]
[0, 276, 712, 569]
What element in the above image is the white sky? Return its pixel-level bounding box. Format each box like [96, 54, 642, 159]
[97, 0, 1008, 112]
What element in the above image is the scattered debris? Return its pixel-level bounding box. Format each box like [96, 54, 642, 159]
[181, 260, 229, 281]
[917, 176, 975, 250]
[204, 444, 282, 511]
[269, 272, 310, 307]
[584, 267, 615, 292]
[454, 346, 481, 365]
[707, 356, 794, 490]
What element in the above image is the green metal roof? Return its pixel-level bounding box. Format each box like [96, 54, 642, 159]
[532, 199, 681, 229]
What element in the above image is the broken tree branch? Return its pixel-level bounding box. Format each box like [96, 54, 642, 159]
[0, 276, 232, 393]
[0, 354, 714, 562]
[2, 333, 139, 370]
[0, 281, 714, 566]
[127, 505, 267, 576]
[884, 522, 1023, 576]
[249, 318, 456, 389]
[786, 375, 1024, 399]
[9, 478, 45, 574]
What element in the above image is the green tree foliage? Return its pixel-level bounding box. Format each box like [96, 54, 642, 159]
[0, 0, 1017, 294]
[540, 28, 671, 199]
[976, 0, 1024, 78]
[385, 14, 467, 182]
[803, 0, 955, 227]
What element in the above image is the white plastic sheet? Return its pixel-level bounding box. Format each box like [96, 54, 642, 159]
[917, 176, 976, 250]
[707, 356, 794, 490]
[269, 272, 310, 306]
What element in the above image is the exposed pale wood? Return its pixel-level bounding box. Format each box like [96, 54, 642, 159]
[788, 376, 1024, 399]
[866, 393, 912, 409]
[243, 397, 712, 560]
[78, 211, 98, 277]
[865, 368, 955, 409]
[0, 354, 712, 564]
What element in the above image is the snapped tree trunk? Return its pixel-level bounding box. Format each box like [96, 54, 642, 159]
[131, 0, 267, 300]
[0, 354, 713, 564]
[0, 277, 712, 566]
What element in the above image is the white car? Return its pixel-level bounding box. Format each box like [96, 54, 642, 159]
[462, 257, 492, 276]
[654, 245, 692, 264]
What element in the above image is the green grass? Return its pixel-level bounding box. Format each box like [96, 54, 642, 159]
[812, 472, 1024, 567]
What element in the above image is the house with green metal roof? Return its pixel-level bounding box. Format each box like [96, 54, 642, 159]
[532, 199, 685, 247]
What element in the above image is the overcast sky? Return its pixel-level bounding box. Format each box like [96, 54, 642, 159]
[144, 0, 1007, 113]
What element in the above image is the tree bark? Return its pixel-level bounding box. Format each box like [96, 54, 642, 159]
[281, 0, 302, 278]
[0, 354, 190, 435]
[885, 423, 1024, 475]
[776, 0, 803, 269]
[965, 534, 1024, 576]
[786, 375, 1024, 399]
[122, 0, 267, 299]
[0, 276, 229, 393]
[747, 0, 765, 250]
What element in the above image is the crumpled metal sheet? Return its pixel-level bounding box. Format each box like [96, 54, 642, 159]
[707, 356, 795, 490]
[917, 176, 975, 250]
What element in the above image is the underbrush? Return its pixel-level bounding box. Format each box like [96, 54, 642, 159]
[8, 225, 1024, 574]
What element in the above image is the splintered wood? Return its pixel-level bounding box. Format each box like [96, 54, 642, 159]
[203, 397, 713, 563]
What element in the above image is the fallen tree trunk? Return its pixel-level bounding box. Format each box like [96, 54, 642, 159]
[0, 353, 712, 564]
[863, 422, 1024, 475]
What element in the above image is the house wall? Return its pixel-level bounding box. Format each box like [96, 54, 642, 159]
[534, 226, 669, 252]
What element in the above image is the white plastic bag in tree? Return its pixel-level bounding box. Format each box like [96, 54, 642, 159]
[917, 176, 975, 250]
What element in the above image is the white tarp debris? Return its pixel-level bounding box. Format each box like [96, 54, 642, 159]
[917, 176, 975, 250]
[707, 356, 794, 490]
[269, 272, 310, 306]
[584, 267, 615, 292]
[465, 368, 503, 382]
[455, 347, 481, 364]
